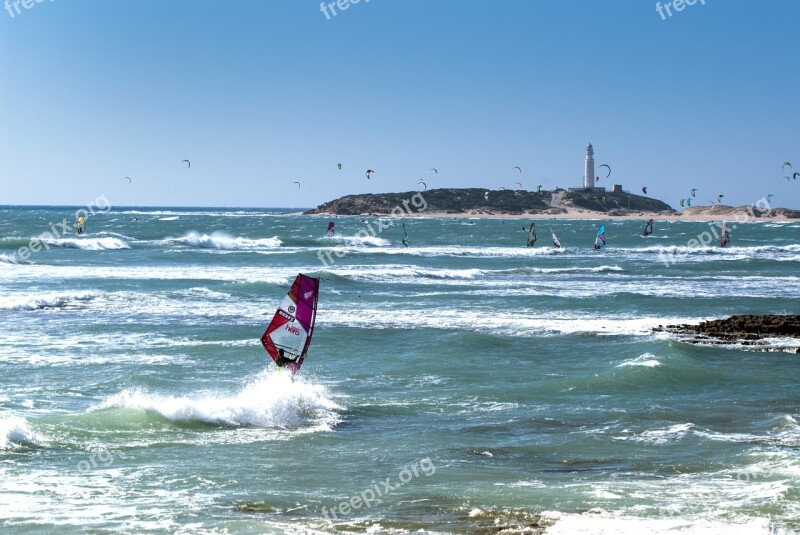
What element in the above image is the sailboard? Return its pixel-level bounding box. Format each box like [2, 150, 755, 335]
[326, 221, 335, 237]
[261, 274, 320, 375]
[402, 223, 410, 247]
[720, 223, 730, 247]
[550, 228, 562, 249]
[643, 219, 654, 237]
[526, 223, 537, 247]
[594, 225, 606, 249]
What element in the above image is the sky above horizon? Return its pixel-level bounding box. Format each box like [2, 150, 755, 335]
[1, 0, 799, 209]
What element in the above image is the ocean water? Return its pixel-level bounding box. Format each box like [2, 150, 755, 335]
[1, 205, 799, 534]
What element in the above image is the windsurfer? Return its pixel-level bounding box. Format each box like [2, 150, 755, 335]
[275, 348, 297, 368]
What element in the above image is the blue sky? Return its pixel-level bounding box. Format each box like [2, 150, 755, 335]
[1, 0, 798, 209]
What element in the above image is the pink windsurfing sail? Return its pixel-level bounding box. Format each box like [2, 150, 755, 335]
[261, 274, 320, 375]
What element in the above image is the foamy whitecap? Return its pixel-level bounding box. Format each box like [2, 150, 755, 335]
[177, 232, 282, 250]
[0, 415, 43, 449]
[0, 253, 18, 264]
[329, 235, 392, 247]
[41, 237, 130, 251]
[92, 372, 343, 430]
[0, 291, 96, 311]
[617, 353, 661, 368]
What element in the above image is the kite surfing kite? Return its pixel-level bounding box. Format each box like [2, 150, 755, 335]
[513, 166, 522, 175]
[337, 163, 342, 170]
[642, 186, 648, 195]
[537, 185, 543, 193]
[526, 223, 537, 247]
[366, 169, 374, 179]
[720, 223, 730, 248]
[429, 168, 438, 175]
[691, 188, 697, 197]
[783, 162, 792, 172]
[687, 198, 693, 207]
[293, 181, 301, 189]
[181, 159, 191, 169]
[643, 219, 654, 237]
[766, 194, 775, 203]
[679, 199, 685, 207]
[515, 181, 524, 191]
[326, 222, 335, 237]
[599, 164, 611, 179]
[550, 228, 562, 249]
[122, 176, 131, 184]
[794, 173, 800, 181]
[417, 179, 427, 191]
[594, 225, 606, 249]
[261, 274, 320, 376]
[717, 195, 725, 204]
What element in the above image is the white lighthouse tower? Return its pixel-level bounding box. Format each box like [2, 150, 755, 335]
[583, 143, 595, 189]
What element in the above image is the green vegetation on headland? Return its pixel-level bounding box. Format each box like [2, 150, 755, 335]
[304, 188, 676, 216]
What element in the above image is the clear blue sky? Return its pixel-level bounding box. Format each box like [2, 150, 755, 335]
[1, 0, 798, 209]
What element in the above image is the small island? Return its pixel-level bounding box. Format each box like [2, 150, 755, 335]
[662, 315, 800, 352]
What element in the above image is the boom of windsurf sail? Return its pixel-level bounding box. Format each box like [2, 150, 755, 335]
[594, 225, 606, 249]
[643, 219, 654, 237]
[261, 274, 320, 375]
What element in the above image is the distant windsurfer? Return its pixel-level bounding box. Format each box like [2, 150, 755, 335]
[76, 216, 86, 235]
[275, 348, 297, 368]
[402, 237, 409, 247]
[326, 221, 335, 237]
[720, 223, 730, 247]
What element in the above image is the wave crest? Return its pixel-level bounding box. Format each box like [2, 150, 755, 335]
[177, 232, 283, 250]
[92, 372, 342, 430]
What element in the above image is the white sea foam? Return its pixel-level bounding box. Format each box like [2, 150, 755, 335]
[41, 237, 131, 251]
[617, 353, 661, 368]
[93, 372, 343, 431]
[176, 231, 282, 250]
[328, 234, 392, 247]
[0, 415, 43, 449]
[0, 291, 96, 311]
[0, 253, 18, 264]
[542, 511, 774, 535]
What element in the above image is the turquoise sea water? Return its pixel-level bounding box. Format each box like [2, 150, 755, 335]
[1, 205, 799, 534]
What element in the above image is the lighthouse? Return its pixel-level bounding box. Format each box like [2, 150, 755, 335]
[584, 143, 595, 189]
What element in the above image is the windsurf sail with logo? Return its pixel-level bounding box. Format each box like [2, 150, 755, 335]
[720, 223, 730, 248]
[261, 274, 320, 375]
[594, 225, 606, 249]
[550, 228, 562, 248]
[526, 223, 537, 247]
[643, 218, 654, 237]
